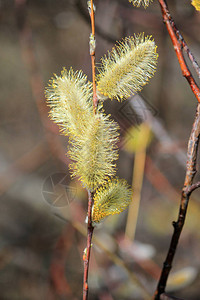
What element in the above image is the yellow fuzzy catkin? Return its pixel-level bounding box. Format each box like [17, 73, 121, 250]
[129, 0, 153, 8]
[69, 114, 119, 191]
[97, 34, 158, 101]
[46, 68, 120, 191]
[46, 68, 93, 138]
[192, 0, 200, 11]
[92, 178, 132, 225]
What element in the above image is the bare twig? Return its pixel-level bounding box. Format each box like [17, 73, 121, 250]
[82, 1, 98, 299]
[55, 212, 152, 299]
[154, 1, 200, 298]
[83, 191, 94, 300]
[170, 21, 200, 80]
[158, 0, 200, 102]
[76, 0, 116, 43]
[154, 103, 200, 299]
[89, 0, 98, 111]
[186, 180, 200, 195]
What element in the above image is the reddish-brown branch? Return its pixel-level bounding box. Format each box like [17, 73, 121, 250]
[154, 3, 200, 297]
[82, 2, 97, 299]
[158, 0, 200, 102]
[89, 0, 98, 112]
[170, 21, 200, 80]
[154, 103, 200, 299]
[83, 191, 94, 300]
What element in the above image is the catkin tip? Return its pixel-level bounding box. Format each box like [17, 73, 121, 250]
[128, 0, 154, 8]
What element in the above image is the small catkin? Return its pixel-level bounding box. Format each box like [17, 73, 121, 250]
[46, 68, 93, 138]
[69, 114, 119, 191]
[92, 178, 132, 225]
[128, 0, 154, 8]
[192, 0, 200, 11]
[96, 34, 158, 101]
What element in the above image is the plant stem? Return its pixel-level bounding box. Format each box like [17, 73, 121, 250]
[155, 2, 200, 297]
[154, 103, 200, 299]
[170, 20, 200, 80]
[82, 2, 97, 299]
[89, 0, 98, 112]
[158, 0, 200, 102]
[83, 191, 94, 300]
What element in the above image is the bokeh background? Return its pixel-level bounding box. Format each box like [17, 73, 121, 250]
[1, 0, 200, 299]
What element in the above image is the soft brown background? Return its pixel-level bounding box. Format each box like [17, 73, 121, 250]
[0, 0, 200, 299]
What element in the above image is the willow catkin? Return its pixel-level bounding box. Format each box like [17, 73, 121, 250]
[128, 0, 154, 8]
[97, 34, 158, 101]
[46, 68, 93, 138]
[192, 0, 200, 11]
[92, 178, 132, 225]
[69, 113, 119, 191]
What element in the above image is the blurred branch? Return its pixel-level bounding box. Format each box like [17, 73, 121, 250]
[125, 125, 151, 240]
[15, 0, 68, 165]
[145, 155, 200, 216]
[154, 103, 200, 299]
[130, 95, 187, 167]
[50, 224, 78, 300]
[0, 142, 49, 196]
[160, 294, 184, 300]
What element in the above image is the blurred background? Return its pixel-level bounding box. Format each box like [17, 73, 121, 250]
[0, 0, 200, 299]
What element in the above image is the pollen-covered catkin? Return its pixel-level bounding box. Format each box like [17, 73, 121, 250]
[192, 0, 200, 11]
[46, 68, 93, 138]
[97, 34, 158, 101]
[92, 178, 132, 225]
[69, 114, 119, 191]
[129, 0, 154, 8]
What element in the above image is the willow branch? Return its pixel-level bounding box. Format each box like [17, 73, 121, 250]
[83, 191, 94, 300]
[55, 212, 152, 299]
[186, 181, 200, 195]
[170, 20, 200, 80]
[158, 0, 200, 102]
[82, 2, 97, 299]
[154, 103, 200, 299]
[89, 0, 98, 111]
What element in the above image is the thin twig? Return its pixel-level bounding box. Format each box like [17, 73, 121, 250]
[170, 20, 200, 80]
[89, 0, 98, 111]
[55, 212, 151, 300]
[154, 103, 200, 299]
[185, 180, 200, 195]
[158, 0, 200, 102]
[83, 191, 94, 300]
[76, 0, 116, 43]
[82, 1, 97, 299]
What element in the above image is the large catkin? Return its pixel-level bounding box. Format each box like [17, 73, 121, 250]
[97, 34, 158, 101]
